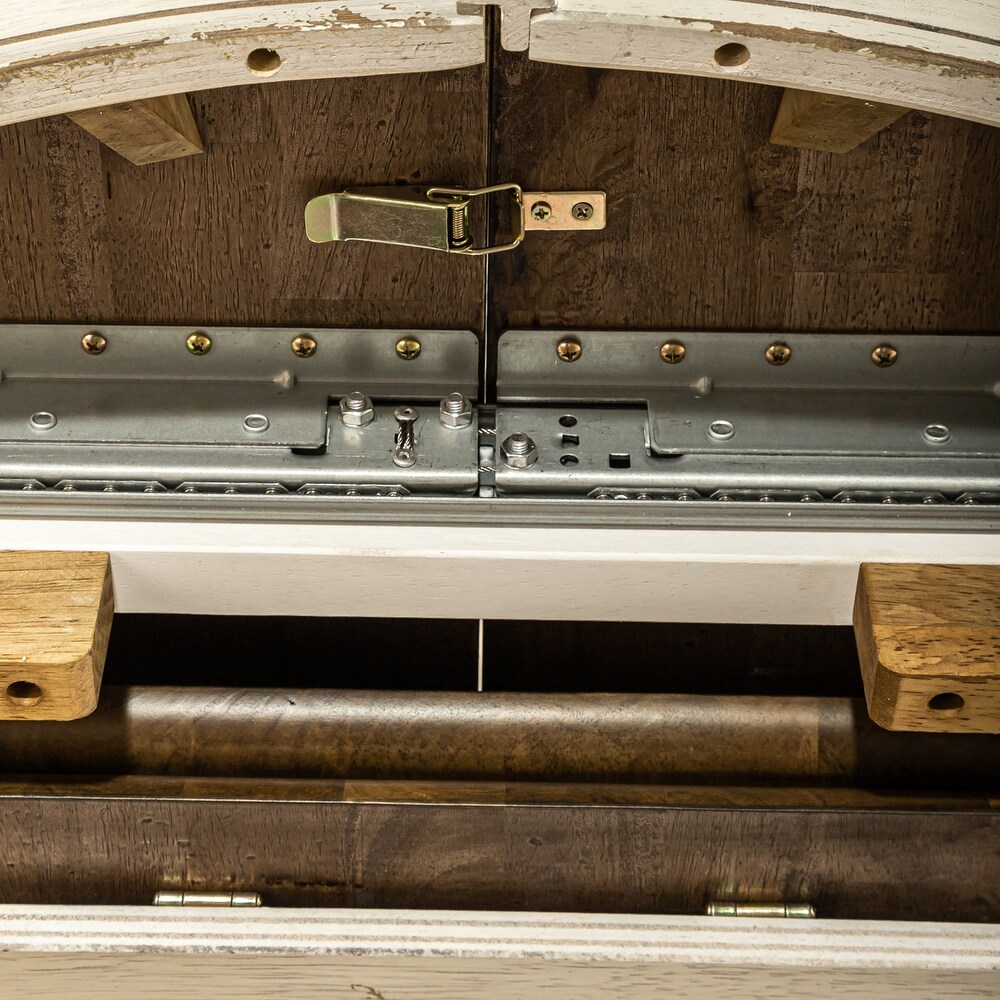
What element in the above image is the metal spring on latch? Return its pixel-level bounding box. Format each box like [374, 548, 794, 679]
[448, 205, 468, 247]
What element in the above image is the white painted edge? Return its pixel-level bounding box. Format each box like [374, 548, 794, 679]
[0, 517, 997, 622]
[0, 906, 998, 969]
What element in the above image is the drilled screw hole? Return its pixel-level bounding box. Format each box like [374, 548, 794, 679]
[927, 692, 965, 714]
[247, 48, 282, 76]
[559, 415, 577, 428]
[714, 43, 750, 68]
[6, 680, 42, 707]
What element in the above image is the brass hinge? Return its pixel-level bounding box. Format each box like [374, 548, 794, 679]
[707, 902, 816, 918]
[304, 183, 606, 254]
[154, 891, 262, 907]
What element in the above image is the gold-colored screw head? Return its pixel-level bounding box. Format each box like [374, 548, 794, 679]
[765, 342, 791, 366]
[395, 337, 422, 361]
[291, 335, 317, 358]
[556, 338, 583, 363]
[530, 202, 552, 222]
[871, 344, 898, 367]
[81, 332, 107, 355]
[660, 341, 686, 364]
[572, 202, 594, 221]
[186, 332, 213, 356]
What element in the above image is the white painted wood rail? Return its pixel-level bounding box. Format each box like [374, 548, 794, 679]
[1, 907, 998, 998]
[1, 2, 998, 128]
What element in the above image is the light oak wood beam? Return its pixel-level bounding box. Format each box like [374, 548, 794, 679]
[0, 551, 114, 721]
[66, 95, 203, 166]
[854, 564, 1000, 734]
[770, 88, 910, 153]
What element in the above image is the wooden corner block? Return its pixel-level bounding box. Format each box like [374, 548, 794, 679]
[853, 564, 1000, 734]
[0, 552, 114, 721]
[66, 94, 203, 166]
[770, 88, 910, 153]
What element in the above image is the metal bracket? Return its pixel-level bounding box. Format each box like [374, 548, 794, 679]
[305, 184, 606, 254]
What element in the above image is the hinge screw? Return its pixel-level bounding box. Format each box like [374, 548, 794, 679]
[660, 341, 686, 364]
[291, 335, 317, 358]
[556, 338, 583, 363]
[765, 342, 791, 366]
[186, 332, 213, 356]
[871, 344, 898, 367]
[395, 337, 422, 361]
[572, 202, 594, 221]
[81, 332, 107, 355]
[530, 201, 552, 222]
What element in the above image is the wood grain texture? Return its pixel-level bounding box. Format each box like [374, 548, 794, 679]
[854, 564, 1000, 734]
[1, 687, 998, 789]
[0, 777, 996, 920]
[0, 551, 113, 721]
[0, 73, 487, 332]
[487, 56, 1000, 337]
[770, 89, 910, 153]
[1, 908, 998, 999]
[66, 95, 204, 166]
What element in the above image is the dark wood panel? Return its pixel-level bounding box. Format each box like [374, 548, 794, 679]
[0, 778, 995, 919]
[488, 54, 1000, 336]
[0, 70, 488, 331]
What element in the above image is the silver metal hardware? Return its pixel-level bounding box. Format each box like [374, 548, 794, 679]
[707, 902, 815, 918]
[924, 423, 951, 444]
[500, 432, 538, 469]
[440, 392, 473, 428]
[340, 391, 375, 427]
[305, 184, 605, 255]
[393, 406, 418, 468]
[29, 412, 57, 431]
[154, 891, 262, 907]
[242, 413, 270, 434]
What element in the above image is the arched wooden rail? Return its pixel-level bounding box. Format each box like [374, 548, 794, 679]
[1, 2, 998, 129]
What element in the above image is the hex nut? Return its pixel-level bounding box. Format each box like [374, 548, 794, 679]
[339, 393, 375, 427]
[500, 433, 538, 469]
[439, 394, 473, 428]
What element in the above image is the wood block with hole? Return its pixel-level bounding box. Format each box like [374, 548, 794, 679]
[853, 564, 1000, 734]
[0, 552, 114, 721]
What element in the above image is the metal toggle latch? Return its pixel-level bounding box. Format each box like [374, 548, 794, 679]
[304, 183, 606, 254]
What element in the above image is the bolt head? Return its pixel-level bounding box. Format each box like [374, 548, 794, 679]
[396, 338, 422, 361]
[765, 342, 791, 366]
[530, 201, 552, 222]
[81, 332, 107, 355]
[571, 202, 594, 221]
[556, 339, 583, 363]
[439, 393, 473, 428]
[339, 393, 374, 426]
[186, 332, 212, 356]
[660, 341, 686, 364]
[291, 335, 317, 358]
[500, 433, 538, 469]
[871, 344, 898, 367]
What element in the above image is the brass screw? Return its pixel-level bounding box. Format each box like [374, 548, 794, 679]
[186, 332, 213, 356]
[530, 202, 552, 222]
[871, 344, 898, 367]
[660, 341, 686, 364]
[765, 342, 791, 366]
[81, 332, 107, 355]
[556, 338, 583, 363]
[572, 202, 594, 221]
[395, 337, 422, 361]
[291, 335, 317, 358]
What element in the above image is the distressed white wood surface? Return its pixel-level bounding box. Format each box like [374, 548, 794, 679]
[1, 907, 998, 999]
[0, 517, 996, 622]
[0, 2, 484, 127]
[527, 0, 1000, 127]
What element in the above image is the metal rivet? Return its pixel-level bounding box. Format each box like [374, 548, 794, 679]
[556, 339, 583, 363]
[660, 341, 686, 364]
[765, 342, 791, 366]
[242, 414, 270, 434]
[708, 419, 735, 441]
[572, 202, 594, 221]
[395, 338, 421, 361]
[186, 332, 212, 356]
[81, 332, 107, 355]
[291, 335, 317, 358]
[871, 344, 898, 367]
[923, 423, 950, 444]
[530, 201, 552, 222]
[29, 411, 57, 431]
